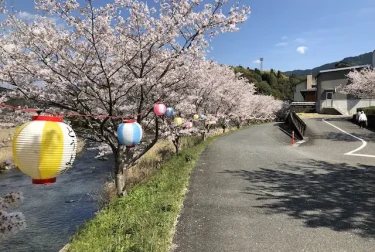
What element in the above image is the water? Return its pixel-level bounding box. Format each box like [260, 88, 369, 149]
[0, 146, 114, 252]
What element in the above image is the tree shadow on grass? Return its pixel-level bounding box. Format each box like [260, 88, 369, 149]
[222, 159, 375, 238]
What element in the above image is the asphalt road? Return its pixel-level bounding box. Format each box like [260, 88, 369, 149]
[172, 118, 375, 252]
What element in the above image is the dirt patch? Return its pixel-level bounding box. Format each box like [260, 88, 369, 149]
[296, 113, 341, 119]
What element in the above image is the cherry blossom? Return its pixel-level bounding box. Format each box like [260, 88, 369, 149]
[0, 0, 250, 195]
[0, 1, 285, 196]
[338, 67, 375, 98]
[0, 192, 26, 241]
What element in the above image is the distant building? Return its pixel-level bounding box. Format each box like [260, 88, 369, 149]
[293, 75, 316, 102]
[292, 50, 375, 115]
[315, 61, 374, 115]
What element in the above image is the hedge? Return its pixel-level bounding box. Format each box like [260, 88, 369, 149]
[356, 106, 375, 115]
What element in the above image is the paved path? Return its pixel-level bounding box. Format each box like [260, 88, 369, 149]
[173, 119, 375, 252]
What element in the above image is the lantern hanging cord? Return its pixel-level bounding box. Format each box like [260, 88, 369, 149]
[0, 103, 155, 120]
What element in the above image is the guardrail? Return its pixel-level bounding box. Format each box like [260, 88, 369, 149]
[285, 111, 306, 140]
[291, 102, 316, 105]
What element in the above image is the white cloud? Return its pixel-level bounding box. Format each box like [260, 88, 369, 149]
[295, 38, 306, 43]
[276, 42, 288, 47]
[281, 36, 288, 40]
[296, 46, 308, 54]
[17, 11, 37, 21]
[253, 59, 261, 64]
[16, 11, 60, 25]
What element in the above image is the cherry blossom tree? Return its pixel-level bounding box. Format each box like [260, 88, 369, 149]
[338, 67, 375, 98]
[160, 115, 198, 155]
[176, 60, 256, 138]
[0, 192, 26, 241]
[0, 0, 250, 195]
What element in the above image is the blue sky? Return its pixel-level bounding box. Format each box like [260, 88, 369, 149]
[210, 0, 375, 71]
[5, 0, 375, 72]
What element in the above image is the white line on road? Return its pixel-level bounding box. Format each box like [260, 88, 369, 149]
[322, 119, 375, 158]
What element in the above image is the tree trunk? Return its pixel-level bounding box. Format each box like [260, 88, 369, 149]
[114, 149, 125, 196]
[172, 136, 181, 155]
[201, 131, 207, 141]
[114, 146, 133, 196]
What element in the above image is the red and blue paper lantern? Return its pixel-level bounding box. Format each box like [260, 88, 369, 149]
[117, 120, 143, 148]
[154, 102, 167, 116]
[165, 107, 174, 117]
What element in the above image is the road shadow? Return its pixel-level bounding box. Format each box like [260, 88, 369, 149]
[324, 117, 353, 122]
[308, 131, 375, 143]
[303, 117, 375, 143]
[222, 159, 375, 238]
[274, 123, 292, 136]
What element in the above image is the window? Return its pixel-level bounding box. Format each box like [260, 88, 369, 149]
[327, 93, 333, 99]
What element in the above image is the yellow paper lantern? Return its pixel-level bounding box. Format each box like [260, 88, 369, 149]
[193, 114, 199, 120]
[174, 117, 184, 126]
[12, 115, 77, 184]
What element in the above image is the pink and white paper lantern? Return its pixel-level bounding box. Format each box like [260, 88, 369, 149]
[186, 122, 193, 129]
[154, 102, 167, 116]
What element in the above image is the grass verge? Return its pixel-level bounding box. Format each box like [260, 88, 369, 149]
[67, 134, 223, 252]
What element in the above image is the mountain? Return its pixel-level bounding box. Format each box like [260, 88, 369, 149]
[283, 51, 373, 77]
[232, 66, 305, 101]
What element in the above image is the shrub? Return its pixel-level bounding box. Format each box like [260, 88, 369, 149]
[356, 106, 375, 115]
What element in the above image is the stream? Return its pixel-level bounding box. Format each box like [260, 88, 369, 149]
[0, 144, 114, 252]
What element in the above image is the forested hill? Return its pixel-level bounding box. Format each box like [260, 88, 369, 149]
[283, 51, 373, 77]
[232, 66, 305, 101]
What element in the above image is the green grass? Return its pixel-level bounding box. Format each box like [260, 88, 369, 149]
[67, 134, 222, 252]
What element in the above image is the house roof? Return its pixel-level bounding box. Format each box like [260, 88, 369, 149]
[295, 80, 316, 87]
[316, 64, 371, 78]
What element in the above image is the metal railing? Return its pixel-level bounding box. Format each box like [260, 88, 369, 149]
[285, 111, 306, 140]
[291, 102, 316, 105]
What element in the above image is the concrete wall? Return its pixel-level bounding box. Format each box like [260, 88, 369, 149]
[293, 81, 306, 102]
[334, 99, 375, 115]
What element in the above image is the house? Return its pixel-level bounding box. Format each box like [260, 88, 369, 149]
[293, 75, 316, 102]
[315, 51, 375, 115]
[291, 75, 317, 113]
